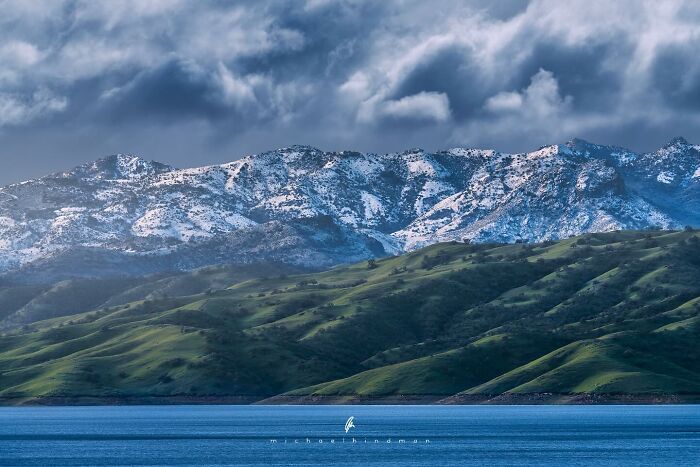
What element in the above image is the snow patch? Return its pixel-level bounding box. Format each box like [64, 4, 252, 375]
[414, 180, 453, 214]
[610, 151, 637, 164]
[360, 191, 385, 220]
[406, 158, 445, 177]
[657, 171, 674, 184]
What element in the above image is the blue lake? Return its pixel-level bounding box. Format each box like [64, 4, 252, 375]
[0, 405, 699, 466]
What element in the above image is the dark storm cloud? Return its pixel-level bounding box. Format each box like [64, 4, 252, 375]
[0, 0, 699, 184]
[517, 39, 630, 111]
[390, 45, 489, 120]
[652, 42, 700, 109]
[103, 60, 230, 121]
[239, 1, 385, 78]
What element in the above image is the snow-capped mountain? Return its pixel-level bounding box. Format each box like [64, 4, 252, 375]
[0, 138, 698, 281]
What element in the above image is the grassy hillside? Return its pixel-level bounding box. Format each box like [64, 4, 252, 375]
[1, 229, 700, 403]
[0, 263, 302, 330]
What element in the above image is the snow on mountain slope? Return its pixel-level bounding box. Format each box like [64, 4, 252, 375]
[0, 139, 696, 281]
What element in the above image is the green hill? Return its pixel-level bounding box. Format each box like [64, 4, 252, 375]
[1, 229, 700, 404]
[0, 263, 302, 330]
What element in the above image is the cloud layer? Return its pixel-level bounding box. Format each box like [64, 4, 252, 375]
[0, 0, 699, 184]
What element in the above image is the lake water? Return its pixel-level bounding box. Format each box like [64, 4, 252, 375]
[0, 405, 699, 466]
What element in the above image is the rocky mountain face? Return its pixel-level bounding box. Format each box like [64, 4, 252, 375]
[0, 138, 698, 282]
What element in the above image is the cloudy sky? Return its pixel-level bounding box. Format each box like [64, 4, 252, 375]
[1, 0, 699, 184]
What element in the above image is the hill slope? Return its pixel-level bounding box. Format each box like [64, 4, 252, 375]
[1, 230, 699, 404]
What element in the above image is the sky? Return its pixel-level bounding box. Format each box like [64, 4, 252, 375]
[1, 0, 699, 184]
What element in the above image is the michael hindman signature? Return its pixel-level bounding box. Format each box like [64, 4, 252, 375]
[269, 438, 431, 445]
[269, 416, 431, 445]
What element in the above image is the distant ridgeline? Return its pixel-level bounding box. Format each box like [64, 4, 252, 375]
[1, 230, 700, 404]
[0, 137, 698, 283]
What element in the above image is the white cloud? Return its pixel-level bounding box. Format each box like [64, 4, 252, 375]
[216, 63, 259, 110]
[452, 69, 577, 147]
[0, 41, 42, 86]
[0, 41, 41, 67]
[381, 92, 451, 122]
[0, 88, 67, 126]
[339, 71, 374, 101]
[484, 91, 523, 112]
[520, 69, 572, 117]
[484, 69, 572, 120]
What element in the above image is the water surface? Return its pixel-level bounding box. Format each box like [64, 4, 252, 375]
[0, 405, 698, 466]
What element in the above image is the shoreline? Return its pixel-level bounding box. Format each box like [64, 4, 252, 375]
[2, 393, 700, 406]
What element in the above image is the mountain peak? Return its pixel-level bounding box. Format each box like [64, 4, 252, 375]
[399, 147, 426, 156]
[281, 145, 323, 153]
[67, 154, 173, 180]
[562, 138, 593, 155]
[664, 136, 690, 148]
[567, 137, 592, 145]
[563, 138, 630, 153]
[101, 153, 145, 167]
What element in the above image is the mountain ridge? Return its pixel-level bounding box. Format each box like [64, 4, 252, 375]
[0, 137, 698, 282]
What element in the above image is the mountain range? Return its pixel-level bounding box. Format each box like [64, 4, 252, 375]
[0, 137, 698, 282]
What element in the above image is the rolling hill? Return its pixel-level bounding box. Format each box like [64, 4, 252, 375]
[1, 229, 699, 404]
